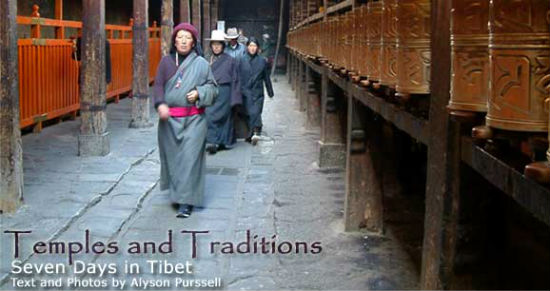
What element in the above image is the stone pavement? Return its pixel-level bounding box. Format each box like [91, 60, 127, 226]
[1, 76, 418, 290]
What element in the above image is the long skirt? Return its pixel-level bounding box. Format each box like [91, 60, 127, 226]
[158, 114, 207, 206]
[243, 93, 265, 135]
[205, 84, 235, 146]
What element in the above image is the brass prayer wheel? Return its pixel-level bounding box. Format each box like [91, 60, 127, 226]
[366, 1, 383, 82]
[448, 0, 490, 113]
[337, 15, 345, 68]
[350, 8, 361, 73]
[396, 0, 431, 95]
[344, 12, 353, 70]
[358, 6, 368, 77]
[380, 0, 398, 88]
[333, 16, 338, 65]
[486, 0, 550, 132]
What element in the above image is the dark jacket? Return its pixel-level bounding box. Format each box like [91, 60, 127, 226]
[210, 53, 242, 106]
[239, 53, 274, 100]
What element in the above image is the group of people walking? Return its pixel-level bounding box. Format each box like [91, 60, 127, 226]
[152, 23, 274, 218]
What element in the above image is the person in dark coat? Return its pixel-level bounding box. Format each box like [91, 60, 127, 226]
[239, 37, 274, 145]
[204, 30, 242, 154]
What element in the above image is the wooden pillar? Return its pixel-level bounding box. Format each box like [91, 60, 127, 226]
[55, 0, 64, 38]
[203, 0, 211, 48]
[192, 0, 201, 40]
[291, 54, 298, 90]
[299, 63, 307, 112]
[180, 0, 190, 23]
[0, 0, 23, 213]
[420, 0, 461, 288]
[287, 52, 292, 84]
[318, 75, 346, 168]
[161, 0, 174, 56]
[211, 0, 219, 30]
[129, 0, 152, 128]
[79, 0, 109, 156]
[306, 69, 321, 129]
[295, 59, 303, 99]
[344, 100, 384, 232]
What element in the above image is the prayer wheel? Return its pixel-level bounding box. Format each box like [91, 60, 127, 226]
[366, 1, 383, 83]
[344, 12, 353, 71]
[486, 0, 550, 132]
[380, 0, 398, 88]
[326, 17, 335, 64]
[448, 0, 490, 113]
[358, 6, 368, 77]
[337, 14, 344, 68]
[396, 0, 431, 95]
[350, 9, 359, 74]
[330, 17, 337, 65]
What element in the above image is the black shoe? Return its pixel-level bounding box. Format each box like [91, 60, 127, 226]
[245, 137, 252, 143]
[206, 144, 218, 154]
[176, 204, 193, 218]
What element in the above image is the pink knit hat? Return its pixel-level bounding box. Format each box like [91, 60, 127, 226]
[172, 23, 199, 41]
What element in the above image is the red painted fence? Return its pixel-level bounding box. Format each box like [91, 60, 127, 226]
[17, 5, 161, 130]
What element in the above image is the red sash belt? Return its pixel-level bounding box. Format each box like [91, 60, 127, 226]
[169, 106, 205, 117]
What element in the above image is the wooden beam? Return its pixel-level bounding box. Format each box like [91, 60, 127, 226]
[79, 0, 110, 156]
[129, 0, 152, 129]
[420, 0, 460, 289]
[0, 0, 23, 213]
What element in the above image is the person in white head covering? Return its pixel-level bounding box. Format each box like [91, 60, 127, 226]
[225, 27, 246, 60]
[238, 28, 249, 45]
[204, 30, 241, 154]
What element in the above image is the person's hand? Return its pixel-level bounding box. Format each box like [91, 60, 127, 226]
[157, 104, 170, 121]
[187, 90, 199, 103]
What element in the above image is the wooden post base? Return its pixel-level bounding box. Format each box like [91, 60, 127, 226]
[525, 162, 550, 184]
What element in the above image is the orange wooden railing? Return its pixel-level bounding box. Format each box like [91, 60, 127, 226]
[17, 5, 161, 130]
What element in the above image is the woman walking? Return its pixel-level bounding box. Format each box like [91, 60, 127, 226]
[204, 30, 241, 154]
[239, 37, 274, 145]
[153, 23, 218, 218]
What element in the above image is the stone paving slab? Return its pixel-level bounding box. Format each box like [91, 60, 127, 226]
[1, 77, 419, 291]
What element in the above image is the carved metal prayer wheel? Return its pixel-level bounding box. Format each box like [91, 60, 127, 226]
[380, 0, 398, 88]
[337, 15, 345, 68]
[358, 5, 368, 77]
[486, 0, 550, 132]
[449, 0, 490, 113]
[344, 12, 353, 70]
[396, 0, 431, 95]
[367, 1, 383, 83]
[350, 9, 359, 74]
[354, 6, 364, 76]
[330, 17, 337, 65]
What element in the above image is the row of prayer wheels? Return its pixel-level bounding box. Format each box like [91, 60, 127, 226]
[288, 0, 432, 96]
[449, 0, 549, 133]
[288, 0, 550, 182]
[448, 0, 550, 182]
